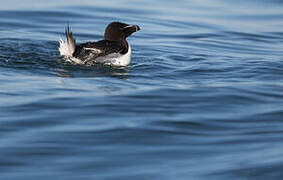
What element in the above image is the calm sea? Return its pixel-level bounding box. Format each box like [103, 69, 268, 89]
[1, 0, 283, 179]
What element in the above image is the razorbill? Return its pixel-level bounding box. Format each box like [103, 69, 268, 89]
[59, 22, 140, 66]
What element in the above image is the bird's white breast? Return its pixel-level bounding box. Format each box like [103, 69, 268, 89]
[108, 44, 131, 66]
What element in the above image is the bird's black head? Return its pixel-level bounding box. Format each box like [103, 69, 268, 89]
[104, 22, 140, 41]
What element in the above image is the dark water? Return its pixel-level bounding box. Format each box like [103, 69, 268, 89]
[1, 0, 283, 179]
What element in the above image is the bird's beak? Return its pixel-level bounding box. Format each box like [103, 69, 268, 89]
[122, 25, 141, 32]
[133, 25, 140, 32]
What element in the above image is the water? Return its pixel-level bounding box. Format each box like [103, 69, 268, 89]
[1, 0, 283, 179]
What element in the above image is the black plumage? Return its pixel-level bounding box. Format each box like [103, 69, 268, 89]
[73, 40, 128, 64]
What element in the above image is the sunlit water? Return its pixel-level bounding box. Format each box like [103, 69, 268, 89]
[1, 0, 283, 179]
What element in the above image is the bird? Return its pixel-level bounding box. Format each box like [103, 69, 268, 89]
[58, 21, 140, 67]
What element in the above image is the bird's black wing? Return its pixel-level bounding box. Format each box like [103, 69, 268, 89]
[73, 40, 127, 64]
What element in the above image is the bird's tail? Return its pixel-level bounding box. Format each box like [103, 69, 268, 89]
[58, 26, 76, 57]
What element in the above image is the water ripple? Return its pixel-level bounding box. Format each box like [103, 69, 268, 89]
[1, 0, 283, 179]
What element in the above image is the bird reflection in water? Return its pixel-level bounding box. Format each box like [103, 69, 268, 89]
[55, 62, 130, 80]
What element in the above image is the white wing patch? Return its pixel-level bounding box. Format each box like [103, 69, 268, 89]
[84, 47, 102, 53]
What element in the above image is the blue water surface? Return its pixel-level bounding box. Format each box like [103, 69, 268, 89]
[1, 0, 283, 179]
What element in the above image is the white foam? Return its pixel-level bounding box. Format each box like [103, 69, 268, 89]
[58, 37, 73, 57]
